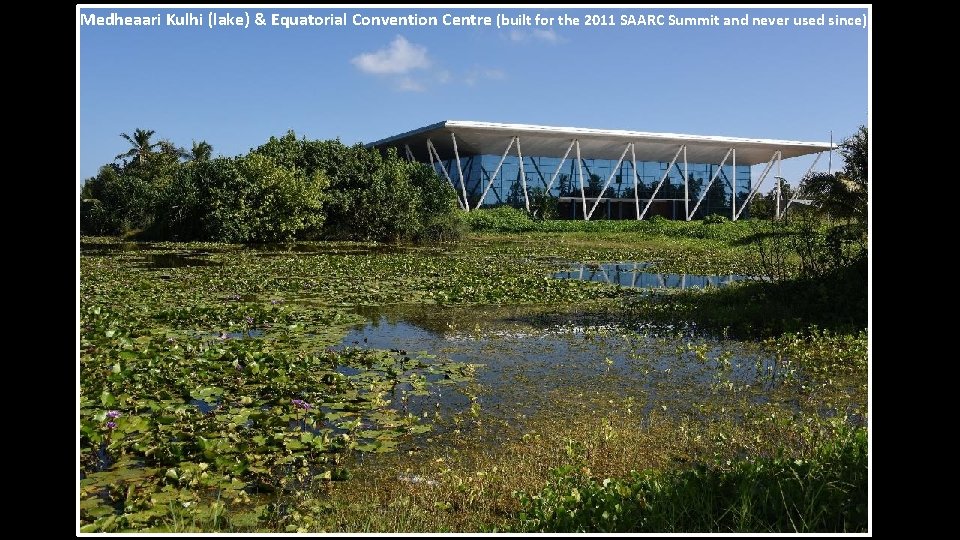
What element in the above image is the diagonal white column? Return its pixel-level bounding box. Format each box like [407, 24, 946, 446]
[575, 140, 587, 220]
[688, 148, 733, 220]
[474, 137, 516, 211]
[427, 138, 463, 210]
[450, 132, 470, 212]
[586, 142, 632, 220]
[683, 146, 689, 220]
[735, 150, 780, 220]
[544, 139, 576, 194]
[732, 148, 737, 220]
[632, 143, 640, 220]
[784, 152, 823, 214]
[639, 145, 684, 220]
[516, 137, 530, 212]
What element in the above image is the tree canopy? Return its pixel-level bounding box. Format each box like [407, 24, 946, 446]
[797, 126, 868, 221]
[82, 130, 464, 243]
[115, 128, 162, 165]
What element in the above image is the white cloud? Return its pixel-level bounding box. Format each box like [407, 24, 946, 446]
[351, 35, 431, 75]
[351, 38, 507, 92]
[509, 29, 525, 42]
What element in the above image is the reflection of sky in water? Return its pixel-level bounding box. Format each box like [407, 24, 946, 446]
[341, 316, 780, 425]
[554, 262, 749, 289]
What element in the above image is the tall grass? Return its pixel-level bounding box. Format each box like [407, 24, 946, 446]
[514, 425, 867, 533]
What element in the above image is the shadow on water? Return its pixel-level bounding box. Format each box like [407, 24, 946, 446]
[555, 261, 751, 289]
[80, 242, 157, 255]
[253, 243, 414, 257]
[80, 241, 417, 259]
[136, 253, 223, 269]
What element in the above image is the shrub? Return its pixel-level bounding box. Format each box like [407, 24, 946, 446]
[704, 213, 728, 224]
[750, 215, 867, 281]
[515, 426, 867, 533]
[463, 206, 538, 233]
[81, 130, 462, 244]
[418, 211, 469, 243]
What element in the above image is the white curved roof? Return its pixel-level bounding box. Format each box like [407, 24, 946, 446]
[369, 120, 833, 165]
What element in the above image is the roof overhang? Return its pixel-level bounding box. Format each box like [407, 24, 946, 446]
[368, 120, 833, 165]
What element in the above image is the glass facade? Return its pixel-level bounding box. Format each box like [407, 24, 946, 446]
[435, 154, 751, 219]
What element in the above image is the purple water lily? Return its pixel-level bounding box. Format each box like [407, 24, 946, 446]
[106, 410, 121, 420]
[106, 421, 117, 430]
[291, 399, 312, 411]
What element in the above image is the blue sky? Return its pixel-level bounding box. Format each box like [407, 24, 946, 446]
[78, 5, 869, 190]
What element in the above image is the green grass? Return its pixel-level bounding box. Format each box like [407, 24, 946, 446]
[463, 206, 759, 244]
[514, 424, 867, 533]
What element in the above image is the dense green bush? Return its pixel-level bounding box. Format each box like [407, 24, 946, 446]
[79, 197, 111, 235]
[515, 426, 867, 533]
[200, 154, 327, 243]
[80, 164, 157, 235]
[750, 216, 867, 281]
[80, 130, 463, 243]
[253, 132, 463, 242]
[703, 213, 728, 224]
[462, 206, 539, 232]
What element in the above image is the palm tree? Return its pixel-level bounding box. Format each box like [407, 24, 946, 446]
[189, 140, 213, 161]
[116, 128, 161, 165]
[799, 172, 865, 221]
[157, 139, 189, 160]
[798, 126, 868, 222]
[839, 125, 867, 192]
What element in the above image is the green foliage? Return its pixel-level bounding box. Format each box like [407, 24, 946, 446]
[216, 154, 327, 242]
[189, 140, 213, 162]
[840, 126, 867, 189]
[633, 269, 866, 339]
[81, 129, 462, 243]
[116, 128, 162, 165]
[80, 252, 479, 531]
[464, 208, 757, 243]
[749, 183, 796, 220]
[419, 210, 469, 243]
[462, 206, 539, 232]
[529, 187, 558, 220]
[80, 164, 158, 234]
[253, 131, 462, 242]
[749, 216, 867, 282]
[796, 126, 868, 222]
[703, 213, 728, 224]
[514, 426, 867, 533]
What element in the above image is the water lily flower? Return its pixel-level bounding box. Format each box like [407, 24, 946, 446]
[106, 410, 121, 420]
[291, 399, 312, 411]
[106, 421, 117, 430]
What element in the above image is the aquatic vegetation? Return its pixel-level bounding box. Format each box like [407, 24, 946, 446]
[79, 234, 867, 532]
